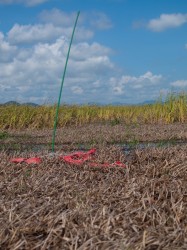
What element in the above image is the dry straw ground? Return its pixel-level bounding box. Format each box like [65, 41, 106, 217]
[1, 123, 187, 151]
[0, 124, 187, 249]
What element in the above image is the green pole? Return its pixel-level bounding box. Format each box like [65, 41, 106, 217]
[52, 11, 80, 152]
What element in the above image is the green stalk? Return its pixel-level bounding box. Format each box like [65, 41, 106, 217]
[52, 11, 80, 152]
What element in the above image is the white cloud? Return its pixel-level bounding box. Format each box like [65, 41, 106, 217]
[0, 33, 116, 104]
[70, 42, 112, 61]
[109, 71, 163, 96]
[136, 71, 163, 84]
[0, 0, 48, 6]
[170, 80, 187, 88]
[0, 9, 176, 105]
[0, 32, 18, 62]
[7, 23, 93, 45]
[111, 71, 162, 87]
[147, 13, 187, 32]
[8, 23, 64, 44]
[39, 9, 113, 31]
[39, 9, 83, 27]
[0, 8, 116, 104]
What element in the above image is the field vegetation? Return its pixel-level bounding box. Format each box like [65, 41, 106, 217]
[0, 92, 187, 249]
[0, 92, 187, 129]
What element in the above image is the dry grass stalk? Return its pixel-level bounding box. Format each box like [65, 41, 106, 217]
[0, 143, 187, 249]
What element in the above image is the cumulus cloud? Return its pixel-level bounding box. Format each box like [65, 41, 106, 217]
[0, 32, 167, 104]
[110, 71, 163, 93]
[0, 32, 18, 62]
[70, 42, 112, 61]
[0, 8, 174, 105]
[7, 23, 64, 44]
[0, 32, 116, 104]
[0, 8, 117, 104]
[0, 0, 48, 6]
[39, 9, 113, 31]
[90, 71, 164, 104]
[0, 35, 164, 104]
[147, 13, 187, 32]
[39, 9, 83, 27]
[69, 42, 113, 75]
[7, 23, 93, 45]
[170, 80, 187, 88]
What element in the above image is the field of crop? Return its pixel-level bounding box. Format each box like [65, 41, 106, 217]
[1, 92, 187, 129]
[0, 92, 187, 249]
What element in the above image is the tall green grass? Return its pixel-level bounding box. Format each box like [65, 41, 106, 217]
[0, 92, 187, 129]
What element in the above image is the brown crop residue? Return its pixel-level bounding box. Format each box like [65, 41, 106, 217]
[1, 123, 187, 152]
[0, 144, 187, 249]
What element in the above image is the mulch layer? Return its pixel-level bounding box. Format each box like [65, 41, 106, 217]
[0, 144, 187, 249]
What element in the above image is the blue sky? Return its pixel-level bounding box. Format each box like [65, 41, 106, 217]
[0, 0, 187, 104]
